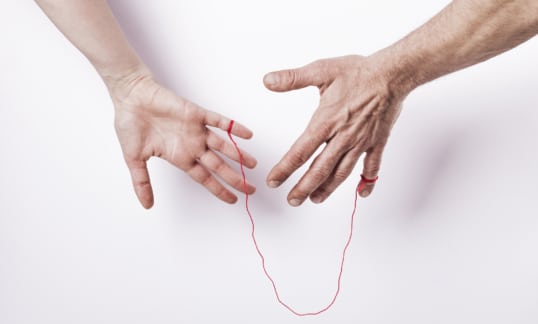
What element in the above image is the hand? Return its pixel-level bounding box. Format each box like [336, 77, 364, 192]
[263, 55, 406, 206]
[108, 70, 257, 209]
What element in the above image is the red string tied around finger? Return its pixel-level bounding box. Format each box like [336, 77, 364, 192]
[227, 119, 373, 316]
[358, 174, 379, 192]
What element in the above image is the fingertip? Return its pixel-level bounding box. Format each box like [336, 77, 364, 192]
[310, 194, 324, 204]
[239, 128, 254, 139]
[228, 195, 238, 204]
[134, 183, 154, 209]
[263, 72, 279, 90]
[267, 179, 281, 188]
[245, 157, 258, 169]
[231, 122, 254, 139]
[288, 198, 302, 207]
[359, 185, 373, 198]
[142, 200, 154, 209]
[266, 168, 286, 188]
[138, 192, 154, 209]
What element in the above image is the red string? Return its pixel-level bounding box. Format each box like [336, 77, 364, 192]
[358, 174, 378, 192]
[227, 120, 362, 316]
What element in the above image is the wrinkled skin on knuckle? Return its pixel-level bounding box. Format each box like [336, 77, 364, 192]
[234, 177, 245, 191]
[364, 162, 381, 175]
[199, 172, 213, 187]
[216, 186, 230, 200]
[288, 148, 309, 168]
[334, 167, 352, 183]
[307, 118, 334, 143]
[213, 160, 226, 174]
[283, 69, 298, 88]
[310, 164, 331, 184]
[338, 131, 360, 151]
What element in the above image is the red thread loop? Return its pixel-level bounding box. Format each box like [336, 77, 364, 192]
[227, 120, 235, 134]
[227, 120, 360, 316]
[360, 174, 378, 183]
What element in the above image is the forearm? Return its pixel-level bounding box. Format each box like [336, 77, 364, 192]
[376, 0, 538, 93]
[35, 0, 147, 85]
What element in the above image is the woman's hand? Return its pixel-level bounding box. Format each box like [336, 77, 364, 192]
[264, 55, 406, 206]
[108, 70, 257, 209]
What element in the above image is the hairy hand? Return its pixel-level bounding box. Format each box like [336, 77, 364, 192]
[109, 72, 256, 209]
[264, 55, 406, 206]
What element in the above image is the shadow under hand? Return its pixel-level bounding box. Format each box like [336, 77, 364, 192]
[399, 125, 470, 215]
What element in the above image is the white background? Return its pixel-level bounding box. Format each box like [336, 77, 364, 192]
[1, 1, 537, 323]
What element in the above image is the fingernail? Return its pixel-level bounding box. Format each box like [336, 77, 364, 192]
[264, 73, 278, 86]
[360, 190, 370, 197]
[268, 180, 280, 188]
[289, 199, 301, 207]
[310, 195, 323, 204]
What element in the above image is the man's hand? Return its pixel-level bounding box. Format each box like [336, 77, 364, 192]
[264, 55, 405, 206]
[109, 70, 257, 209]
[262, 0, 538, 207]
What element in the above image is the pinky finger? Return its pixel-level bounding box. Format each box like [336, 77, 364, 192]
[359, 144, 385, 198]
[187, 163, 238, 204]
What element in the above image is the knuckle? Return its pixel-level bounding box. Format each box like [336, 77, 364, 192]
[284, 69, 298, 87]
[364, 158, 381, 175]
[199, 173, 213, 187]
[341, 131, 357, 144]
[337, 133, 358, 151]
[216, 186, 229, 199]
[311, 165, 331, 182]
[365, 164, 380, 175]
[312, 120, 332, 139]
[287, 149, 308, 168]
[218, 118, 231, 131]
[310, 59, 326, 73]
[212, 138, 226, 152]
[214, 186, 233, 202]
[135, 177, 151, 187]
[334, 168, 351, 183]
[293, 186, 310, 200]
[214, 161, 226, 174]
[183, 101, 199, 117]
[234, 177, 244, 190]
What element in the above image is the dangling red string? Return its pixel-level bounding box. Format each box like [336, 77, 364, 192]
[227, 120, 375, 316]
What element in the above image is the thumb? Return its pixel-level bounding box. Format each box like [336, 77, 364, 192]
[263, 60, 325, 92]
[126, 159, 154, 209]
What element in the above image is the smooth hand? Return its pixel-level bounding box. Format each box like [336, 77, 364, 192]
[109, 72, 257, 209]
[264, 55, 406, 206]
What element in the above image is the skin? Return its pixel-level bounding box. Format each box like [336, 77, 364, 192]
[35, 0, 537, 209]
[264, 0, 538, 206]
[35, 0, 257, 209]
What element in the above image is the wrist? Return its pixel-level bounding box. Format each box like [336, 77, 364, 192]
[368, 47, 421, 99]
[100, 64, 153, 103]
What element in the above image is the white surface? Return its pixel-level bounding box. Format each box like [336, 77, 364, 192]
[1, 1, 537, 323]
